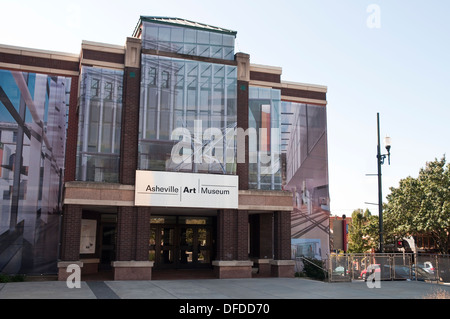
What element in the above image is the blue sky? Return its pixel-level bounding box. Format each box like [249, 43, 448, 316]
[2, 0, 449, 216]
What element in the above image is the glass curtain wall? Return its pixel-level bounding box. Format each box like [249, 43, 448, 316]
[248, 87, 282, 190]
[141, 21, 235, 60]
[138, 55, 237, 174]
[76, 66, 123, 183]
[284, 102, 327, 183]
[0, 69, 71, 274]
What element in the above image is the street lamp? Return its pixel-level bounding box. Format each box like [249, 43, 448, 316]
[377, 113, 391, 253]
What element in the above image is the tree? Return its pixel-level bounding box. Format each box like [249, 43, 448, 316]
[384, 156, 450, 254]
[347, 209, 378, 253]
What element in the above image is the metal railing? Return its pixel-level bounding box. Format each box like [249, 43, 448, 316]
[326, 253, 450, 283]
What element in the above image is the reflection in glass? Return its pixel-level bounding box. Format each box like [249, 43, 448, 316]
[141, 21, 236, 61]
[76, 67, 123, 183]
[139, 55, 237, 175]
[0, 69, 71, 274]
[248, 87, 282, 190]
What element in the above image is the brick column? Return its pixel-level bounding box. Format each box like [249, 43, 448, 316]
[58, 204, 82, 280]
[214, 209, 252, 278]
[64, 76, 80, 183]
[115, 207, 136, 261]
[273, 211, 290, 260]
[216, 209, 236, 261]
[272, 211, 295, 277]
[60, 204, 82, 261]
[236, 52, 250, 190]
[135, 207, 151, 261]
[113, 206, 153, 280]
[120, 37, 141, 185]
[237, 210, 249, 260]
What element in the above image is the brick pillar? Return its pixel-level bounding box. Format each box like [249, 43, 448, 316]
[60, 204, 82, 260]
[64, 76, 80, 182]
[120, 37, 141, 185]
[236, 52, 250, 190]
[135, 207, 151, 261]
[119, 67, 140, 185]
[217, 209, 236, 261]
[113, 206, 153, 280]
[115, 206, 136, 261]
[214, 209, 252, 278]
[272, 211, 295, 277]
[273, 211, 291, 260]
[237, 210, 249, 260]
[58, 204, 82, 281]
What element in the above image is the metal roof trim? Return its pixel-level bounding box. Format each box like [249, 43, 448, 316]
[137, 16, 237, 36]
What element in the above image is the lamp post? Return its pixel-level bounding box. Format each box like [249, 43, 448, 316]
[377, 113, 391, 253]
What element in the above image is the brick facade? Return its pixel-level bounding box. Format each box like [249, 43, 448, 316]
[236, 80, 249, 190]
[64, 76, 80, 182]
[0, 18, 311, 281]
[60, 205, 82, 261]
[116, 206, 151, 261]
[82, 49, 125, 65]
[273, 211, 291, 260]
[135, 207, 152, 261]
[116, 207, 136, 261]
[216, 209, 248, 261]
[119, 67, 141, 185]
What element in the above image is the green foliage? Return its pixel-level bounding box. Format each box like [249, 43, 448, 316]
[0, 273, 26, 283]
[302, 257, 326, 280]
[384, 156, 450, 253]
[347, 209, 379, 253]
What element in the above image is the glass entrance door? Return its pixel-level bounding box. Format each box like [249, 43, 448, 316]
[150, 216, 213, 269]
[179, 226, 211, 268]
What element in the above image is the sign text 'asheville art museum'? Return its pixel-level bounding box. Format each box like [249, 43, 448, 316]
[135, 170, 239, 209]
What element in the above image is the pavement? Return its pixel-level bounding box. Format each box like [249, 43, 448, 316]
[1, 277, 449, 300]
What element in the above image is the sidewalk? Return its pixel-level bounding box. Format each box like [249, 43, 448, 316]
[1, 277, 449, 299]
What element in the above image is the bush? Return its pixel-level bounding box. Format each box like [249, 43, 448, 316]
[0, 273, 26, 283]
[302, 257, 327, 281]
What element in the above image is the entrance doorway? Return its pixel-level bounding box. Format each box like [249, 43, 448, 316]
[99, 223, 116, 270]
[149, 216, 214, 269]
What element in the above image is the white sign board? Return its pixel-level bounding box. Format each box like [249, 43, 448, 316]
[135, 170, 239, 209]
[80, 219, 97, 254]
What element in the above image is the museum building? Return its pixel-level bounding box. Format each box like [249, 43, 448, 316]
[0, 16, 328, 280]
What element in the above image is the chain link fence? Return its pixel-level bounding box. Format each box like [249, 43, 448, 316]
[327, 253, 450, 284]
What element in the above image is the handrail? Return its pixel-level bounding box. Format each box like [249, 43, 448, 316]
[297, 256, 329, 273]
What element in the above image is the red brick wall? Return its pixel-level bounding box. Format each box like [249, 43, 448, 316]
[64, 76, 80, 182]
[273, 211, 291, 260]
[0, 52, 79, 72]
[250, 71, 280, 83]
[136, 207, 151, 261]
[119, 67, 141, 185]
[82, 49, 125, 65]
[60, 205, 82, 261]
[116, 207, 136, 261]
[236, 80, 249, 190]
[217, 209, 248, 261]
[116, 206, 151, 261]
[280, 87, 326, 102]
